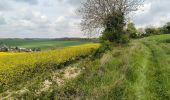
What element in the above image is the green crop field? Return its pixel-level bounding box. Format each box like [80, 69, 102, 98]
[0, 39, 92, 50]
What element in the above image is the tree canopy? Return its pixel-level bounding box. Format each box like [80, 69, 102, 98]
[78, 0, 144, 43]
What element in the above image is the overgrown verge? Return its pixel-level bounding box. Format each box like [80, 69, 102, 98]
[35, 34, 170, 100]
[39, 41, 146, 99]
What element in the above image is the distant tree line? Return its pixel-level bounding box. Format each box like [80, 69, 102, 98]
[126, 22, 170, 39]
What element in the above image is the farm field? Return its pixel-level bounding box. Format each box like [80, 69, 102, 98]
[0, 34, 169, 99]
[0, 44, 100, 91]
[0, 39, 92, 50]
[0, 52, 24, 57]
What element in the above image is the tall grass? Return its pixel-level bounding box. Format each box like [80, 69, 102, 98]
[48, 34, 170, 100]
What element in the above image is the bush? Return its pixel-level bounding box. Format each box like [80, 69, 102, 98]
[100, 30, 129, 44]
[145, 27, 158, 36]
[157, 27, 165, 35]
[127, 22, 137, 38]
[163, 22, 170, 34]
[100, 31, 115, 42]
[119, 34, 130, 44]
[92, 41, 112, 58]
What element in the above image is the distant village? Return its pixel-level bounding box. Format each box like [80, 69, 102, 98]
[0, 44, 40, 52]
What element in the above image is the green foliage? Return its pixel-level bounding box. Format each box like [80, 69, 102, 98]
[166, 24, 170, 33]
[32, 48, 41, 51]
[120, 34, 130, 44]
[145, 27, 158, 36]
[157, 27, 166, 34]
[92, 41, 112, 58]
[127, 22, 137, 38]
[163, 22, 170, 34]
[101, 30, 129, 44]
[100, 12, 128, 44]
[100, 31, 115, 42]
[104, 13, 125, 31]
[0, 84, 3, 93]
[143, 22, 170, 37]
[135, 22, 170, 38]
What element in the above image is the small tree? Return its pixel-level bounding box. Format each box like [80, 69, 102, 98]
[127, 22, 137, 38]
[15, 46, 19, 50]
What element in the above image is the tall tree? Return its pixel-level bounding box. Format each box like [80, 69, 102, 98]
[78, 0, 144, 42]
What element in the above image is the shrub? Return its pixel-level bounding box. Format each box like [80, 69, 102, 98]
[120, 34, 130, 44]
[145, 27, 158, 36]
[127, 22, 137, 38]
[163, 22, 170, 34]
[100, 29, 129, 44]
[100, 31, 115, 42]
[92, 41, 112, 58]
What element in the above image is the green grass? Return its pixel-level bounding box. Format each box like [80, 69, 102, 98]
[0, 39, 91, 50]
[0, 34, 170, 99]
[51, 34, 170, 100]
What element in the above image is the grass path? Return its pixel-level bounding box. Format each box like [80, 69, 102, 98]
[129, 36, 170, 100]
[142, 40, 170, 100]
[119, 42, 152, 100]
[133, 43, 150, 100]
[122, 35, 170, 100]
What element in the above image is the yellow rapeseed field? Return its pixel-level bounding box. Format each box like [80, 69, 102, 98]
[0, 52, 23, 57]
[0, 44, 100, 85]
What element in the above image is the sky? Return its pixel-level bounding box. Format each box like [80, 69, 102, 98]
[0, 0, 170, 38]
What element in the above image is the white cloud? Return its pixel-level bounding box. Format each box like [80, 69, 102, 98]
[0, 16, 6, 25]
[14, 0, 39, 5]
[0, 0, 12, 11]
[133, 0, 170, 28]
